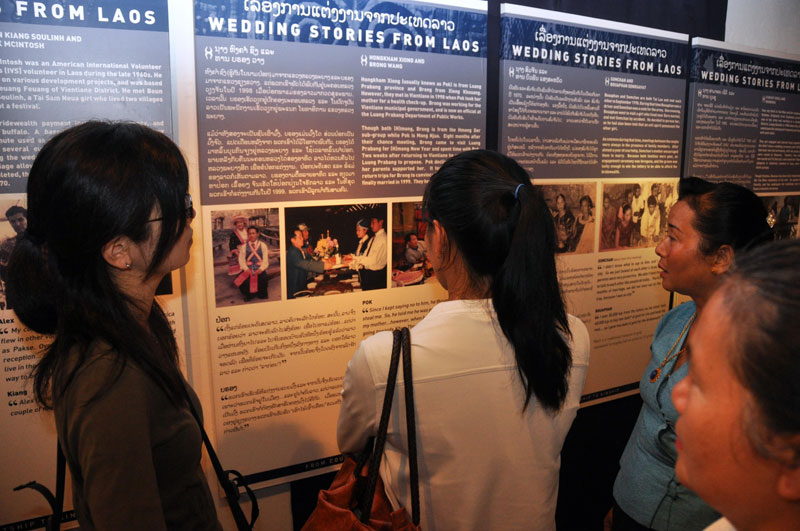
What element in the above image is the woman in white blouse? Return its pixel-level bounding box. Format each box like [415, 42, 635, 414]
[337, 150, 590, 530]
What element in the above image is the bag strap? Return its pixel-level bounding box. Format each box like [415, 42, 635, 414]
[185, 393, 259, 531]
[401, 327, 420, 525]
[358, 328, 403, 523]
[359, 327, 420, 526]
[13, 442, 65, 531]
[51, 442, 65, 531]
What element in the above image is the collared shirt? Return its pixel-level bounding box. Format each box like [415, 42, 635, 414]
[640, 208, 661, 239]
[359, 228, 387, 271]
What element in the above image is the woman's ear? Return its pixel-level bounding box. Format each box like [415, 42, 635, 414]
[712, 244, 734, 275]
[102, 236, 133, 271]
[773, 435, 800, 501]
[432, 220, 448, 259]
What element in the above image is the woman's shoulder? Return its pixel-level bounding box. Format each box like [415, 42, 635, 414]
[63, 344, 156, 410]
[353, 301, 472, 373]
[349, 330, 395, 387]
[566, 314, 590, 367]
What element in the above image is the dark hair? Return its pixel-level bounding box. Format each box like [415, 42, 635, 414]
[404, 233, 416, 243]
[423, 150, 572, 411]
[247, 225, 259, 233]
[5, 205, 27, 218]
[7, 121, 190, 409]
[719, 239, 800, 464]
[678, 177, 771, 255]
[579, 195, 593, 209]
[622, 204, 632, 216]
[647, 195, 657, 207]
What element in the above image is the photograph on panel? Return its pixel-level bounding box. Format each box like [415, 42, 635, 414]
[762, 195, 799, 240]
[535, 183, 597, 254]
[211, 208, 279, 306]
[391, 201, 437, 287]
[285, 203, 387, 298]
[0, 197, 26, 310]
[599, 180, 678, 251]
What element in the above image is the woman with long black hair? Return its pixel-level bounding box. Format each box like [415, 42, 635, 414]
[337, 150, 590, 530]
[7, 121, 220, 529]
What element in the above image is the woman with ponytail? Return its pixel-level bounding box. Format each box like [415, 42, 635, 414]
[7, 121, 220, 529]
[337, 150, 590, 530]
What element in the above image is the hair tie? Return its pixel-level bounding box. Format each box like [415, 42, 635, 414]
[514, 183, 524, 199]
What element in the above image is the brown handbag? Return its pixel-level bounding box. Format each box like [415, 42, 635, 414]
[302, 327, 420, 530]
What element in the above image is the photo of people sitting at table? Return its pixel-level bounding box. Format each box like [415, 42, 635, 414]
[210, 209, 280, 307]
[391, 201, 436, 287]
[285, 203, 388, 298]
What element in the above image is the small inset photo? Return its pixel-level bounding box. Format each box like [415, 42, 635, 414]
[762, 195, 799, 240]
[285, 204, 387, 298]
[210, 209, 279, 307]
[0, 197, 27, 310]
[599, 180, 677, 251]
[535, 183, 597, 254]
[391, 202, 436, 287]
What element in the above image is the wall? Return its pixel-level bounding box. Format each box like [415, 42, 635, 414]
[726, 0, 800, 55]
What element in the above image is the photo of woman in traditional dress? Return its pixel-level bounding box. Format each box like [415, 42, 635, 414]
[553, 193, 576, 253]
[601, 192, 618, 250]
[227, 214, 248, 276]
[573, 195, 595, 254]
[211, 209, 279, 307]
[615, 204, 634, 248]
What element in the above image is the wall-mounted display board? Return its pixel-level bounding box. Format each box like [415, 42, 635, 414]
[192, 0, 487, 487]
[684, 38, 800, 193]
[499, 5, 689, 403]
[0, 1, 184, 529]
[194, 0, 487, 204]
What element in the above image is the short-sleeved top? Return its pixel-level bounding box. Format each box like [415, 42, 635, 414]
[55, 348, 221, 530]
[337, 299, 591, 530]
[613, 301, 719, 530]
